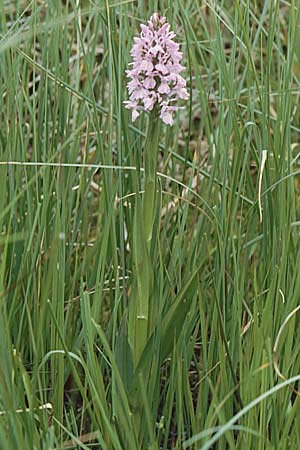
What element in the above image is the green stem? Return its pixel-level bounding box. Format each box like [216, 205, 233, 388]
[143, 110, 161, 248]
[130, 111, 161, 367]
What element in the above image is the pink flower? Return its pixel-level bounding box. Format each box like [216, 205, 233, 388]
[160, 104, 178, 126]
[158, 82, 170, 94]
[124, 14, 189, 126]
[144, 76, 156, 89]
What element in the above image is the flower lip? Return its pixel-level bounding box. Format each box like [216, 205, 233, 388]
[124, 13, 189, 126]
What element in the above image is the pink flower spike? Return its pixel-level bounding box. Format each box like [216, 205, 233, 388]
[124, 13, 189, 125]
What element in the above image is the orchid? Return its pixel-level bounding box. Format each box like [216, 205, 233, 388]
[124, 13, 189, 126]
[126, 14, 189, 369]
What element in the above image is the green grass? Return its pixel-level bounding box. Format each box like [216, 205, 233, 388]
[1, 0, 300, 449]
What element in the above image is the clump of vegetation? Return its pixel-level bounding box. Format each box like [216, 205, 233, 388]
[1, 1, 300, 449]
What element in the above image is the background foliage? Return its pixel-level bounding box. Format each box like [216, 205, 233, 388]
[1, 0, 300, 449]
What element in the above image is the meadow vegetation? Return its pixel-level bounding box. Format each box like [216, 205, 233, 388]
[1, 0, 300, 449]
